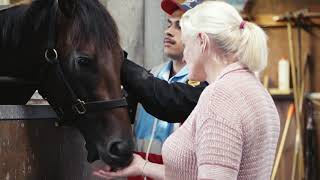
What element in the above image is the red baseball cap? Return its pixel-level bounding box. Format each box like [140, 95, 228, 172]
[161, 0, 203, 15]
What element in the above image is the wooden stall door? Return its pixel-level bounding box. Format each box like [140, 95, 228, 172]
[0, 119, 105, 180]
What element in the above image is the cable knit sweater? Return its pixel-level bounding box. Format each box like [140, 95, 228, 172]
[162, 62, 280, 180]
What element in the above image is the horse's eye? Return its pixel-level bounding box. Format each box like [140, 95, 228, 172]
[77, 57, 92, 66]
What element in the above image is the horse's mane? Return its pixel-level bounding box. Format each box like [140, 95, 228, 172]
[0, 5, 29, 47]
[0, 0, 120, 50]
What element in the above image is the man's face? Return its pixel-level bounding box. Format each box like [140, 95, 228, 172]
[164, 10, 184, 61]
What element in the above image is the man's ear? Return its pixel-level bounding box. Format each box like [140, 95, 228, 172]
[58, 0, 77, 18]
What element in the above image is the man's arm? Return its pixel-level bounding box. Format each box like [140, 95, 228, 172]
[121, 58, 206, 122]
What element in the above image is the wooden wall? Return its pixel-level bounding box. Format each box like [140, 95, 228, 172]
[0, 119, 99, 180]
[249, 0, 320, 179]
[251, 0, 320, 91]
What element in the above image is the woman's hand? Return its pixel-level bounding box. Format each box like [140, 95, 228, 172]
[92, 154, 146, 179]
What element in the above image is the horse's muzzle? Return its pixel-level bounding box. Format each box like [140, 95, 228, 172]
[97, 139, 134, 170]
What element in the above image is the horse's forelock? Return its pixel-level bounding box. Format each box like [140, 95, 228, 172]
[59, 0, 120, 53]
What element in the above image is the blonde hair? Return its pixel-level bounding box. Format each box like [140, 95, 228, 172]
[180, 1, 268, 72]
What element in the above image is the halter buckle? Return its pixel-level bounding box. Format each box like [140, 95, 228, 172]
[73, 99, 87, 115]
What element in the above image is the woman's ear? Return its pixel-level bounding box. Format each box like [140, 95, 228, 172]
[198, 32, 210, 54]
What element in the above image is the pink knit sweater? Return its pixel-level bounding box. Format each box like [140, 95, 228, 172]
[162, 62, 280, 180]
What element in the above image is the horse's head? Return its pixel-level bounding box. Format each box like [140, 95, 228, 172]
[35, 0, 134, 169]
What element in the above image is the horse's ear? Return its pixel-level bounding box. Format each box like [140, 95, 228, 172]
[58, 0, 77, 17]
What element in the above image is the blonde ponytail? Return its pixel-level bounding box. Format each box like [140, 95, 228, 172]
[237, 22, 268, 72]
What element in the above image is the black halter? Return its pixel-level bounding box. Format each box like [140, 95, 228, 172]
[42, 1, 127, 119]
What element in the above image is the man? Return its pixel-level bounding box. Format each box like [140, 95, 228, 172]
[127, 0, 204, 179]
[122, 1, 207, 124]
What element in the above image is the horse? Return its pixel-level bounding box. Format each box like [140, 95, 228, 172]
[0, 0, 134, 170]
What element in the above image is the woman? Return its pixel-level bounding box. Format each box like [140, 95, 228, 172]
[93, 1, 280, 179]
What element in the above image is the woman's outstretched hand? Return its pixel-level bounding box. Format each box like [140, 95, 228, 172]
[92, 154, 146, 179]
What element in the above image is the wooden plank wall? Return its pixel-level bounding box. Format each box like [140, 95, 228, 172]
[249, 0, 320, 179]
[253, 0, 319, 91]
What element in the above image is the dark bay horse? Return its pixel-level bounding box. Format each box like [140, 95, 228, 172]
[0, 0, 133, 169]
